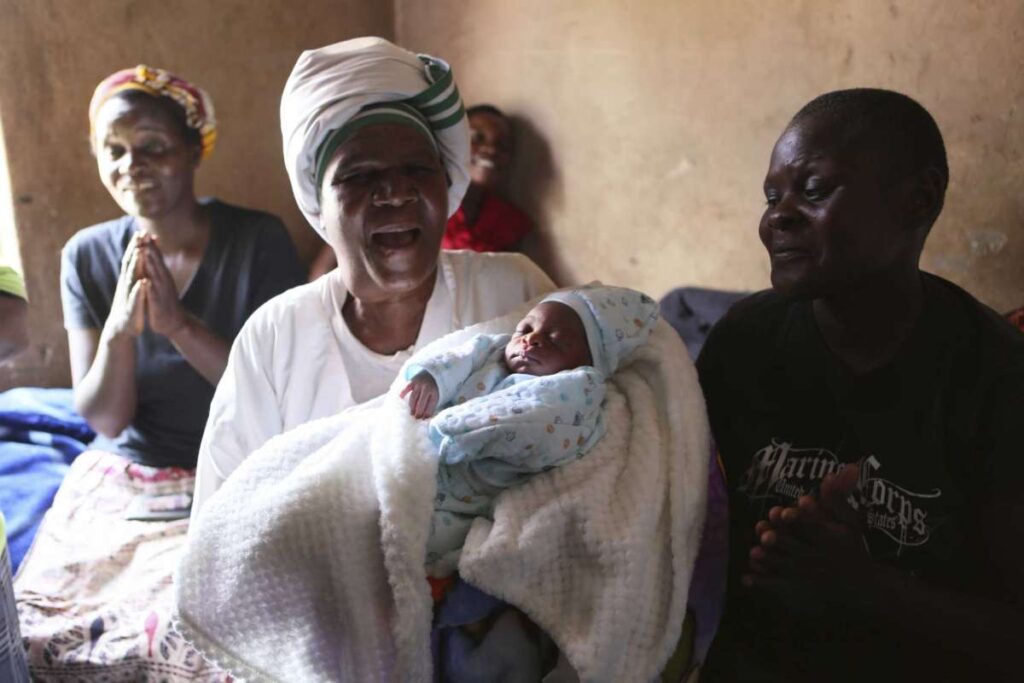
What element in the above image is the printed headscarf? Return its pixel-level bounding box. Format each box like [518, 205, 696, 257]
[280, 36, 470, 238]
[89, 65, 217, 160]
[543, 285, 660, 377]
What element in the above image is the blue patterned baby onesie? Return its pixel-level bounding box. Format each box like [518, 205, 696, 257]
[404, 333, 606, 575]
[407, 284, 660, 576]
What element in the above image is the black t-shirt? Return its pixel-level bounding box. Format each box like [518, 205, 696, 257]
[60, 199, 306, 468]
[697, 273, 1024, 682]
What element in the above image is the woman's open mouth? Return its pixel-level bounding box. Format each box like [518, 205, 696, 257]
[370, 226, 421, 250]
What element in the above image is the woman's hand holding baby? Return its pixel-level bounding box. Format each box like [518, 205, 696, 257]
[400, 371, 440, 419]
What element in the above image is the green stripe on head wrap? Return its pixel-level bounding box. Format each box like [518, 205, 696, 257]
[419, 87, 461, 118]
[431, 103, 467, 131]
[407, 57, 465, 131]
[314, 102, 438, 195]
[405, 59, 452, 107]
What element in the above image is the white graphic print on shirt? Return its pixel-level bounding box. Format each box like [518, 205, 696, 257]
[738, 439, 942, 554]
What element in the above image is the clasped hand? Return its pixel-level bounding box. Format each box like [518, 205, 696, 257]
[745, 464, 875, 608]
[108, 232, 188, 339]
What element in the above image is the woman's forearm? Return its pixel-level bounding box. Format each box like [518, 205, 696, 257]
[75, 329, 138, 437]
[168, 314, 230, 386]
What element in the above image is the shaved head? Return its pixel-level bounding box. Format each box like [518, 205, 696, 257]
[789, 88, 948, 228]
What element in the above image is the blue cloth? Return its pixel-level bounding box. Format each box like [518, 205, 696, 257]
[431, 578, 547, 683]
[0, 388, 93, 573]
[406, 333, 606, 573]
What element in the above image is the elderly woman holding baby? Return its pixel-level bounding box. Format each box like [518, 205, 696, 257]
[188, 37, 559, 680]
[192, 39, 553, 509]
[183, 38, 710, 683]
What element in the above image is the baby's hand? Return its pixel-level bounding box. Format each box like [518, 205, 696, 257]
[399, 371, 440, 419]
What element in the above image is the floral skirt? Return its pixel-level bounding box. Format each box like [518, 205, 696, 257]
[14, 451, 229, 682]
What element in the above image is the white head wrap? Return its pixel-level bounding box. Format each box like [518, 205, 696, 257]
[280, 36, 470, 238]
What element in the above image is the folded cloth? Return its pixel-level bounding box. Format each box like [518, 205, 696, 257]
[0, 387, 94, 443]
[15, 451, 227, 682]
[174, 303, 709, 682]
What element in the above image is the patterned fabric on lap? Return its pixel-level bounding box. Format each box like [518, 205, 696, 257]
[14, 451, 228, 682]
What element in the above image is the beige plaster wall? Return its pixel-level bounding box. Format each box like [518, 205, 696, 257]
[397, 0, 1024, 312]
[0, 0, 393, 388]
[2, 1, 1022, 389]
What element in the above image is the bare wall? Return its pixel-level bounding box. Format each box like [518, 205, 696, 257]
[0, 0, 393, 389]
[397, 0, 1024, 312]
[3, 1, 1022, 389]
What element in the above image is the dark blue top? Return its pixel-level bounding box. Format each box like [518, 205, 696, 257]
[60, 199, 305, 468]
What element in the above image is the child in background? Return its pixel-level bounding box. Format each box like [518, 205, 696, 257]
[440, 105, 534, 253]
[400, 284, 659, 577]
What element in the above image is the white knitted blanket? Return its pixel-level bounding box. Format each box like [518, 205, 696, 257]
[173, 310, 709, 683]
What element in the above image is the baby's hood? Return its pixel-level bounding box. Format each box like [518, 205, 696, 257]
[542, 284, 659, 376]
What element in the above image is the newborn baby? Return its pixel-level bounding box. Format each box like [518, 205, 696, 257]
[400, 284, 659, 577]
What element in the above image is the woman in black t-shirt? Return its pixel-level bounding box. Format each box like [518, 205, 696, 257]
[698, 89, 1024, 682]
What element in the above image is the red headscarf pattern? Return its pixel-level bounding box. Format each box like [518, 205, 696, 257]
[89, 65, 217, 160]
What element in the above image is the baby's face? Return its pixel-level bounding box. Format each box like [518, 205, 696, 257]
[504, 301, 592, 376]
